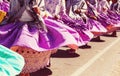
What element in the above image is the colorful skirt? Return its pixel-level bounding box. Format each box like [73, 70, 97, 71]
[44, 18, 85, 46]
[59, 14, 94, 45]
[0, 21, 78, 50]
[0, 20, 79, 73]
[98, 13, 118, 33]
[107, 11, 120, 28]
[87, 18, 107, 36]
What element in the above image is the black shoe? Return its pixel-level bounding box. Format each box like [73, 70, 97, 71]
[91, 36, 105, 42]
[65, 49, 80, 57]
[66, 49, 76, 54]
[110, 31, 117, 37]
[103, 31, 117, 37]
[91, 36, 100, 41]
[79, 44, 91, 49]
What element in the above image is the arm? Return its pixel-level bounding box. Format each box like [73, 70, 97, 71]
[30, 0, 48, 33]
[72, 0, 85, 14]
[31, 0, 40, 15]
[105, 1, 111, 9]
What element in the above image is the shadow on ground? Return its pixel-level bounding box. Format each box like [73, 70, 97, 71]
[51, 49, 80, 58]
[90, 38, 105, 42]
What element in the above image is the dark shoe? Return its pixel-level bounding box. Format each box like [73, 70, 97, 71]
[91, 36, 100, 41]
[103, 31, 117, 37]
[66, 49, 76, 54]
[91, 36, 105, 42]
[110, 31, 117, 37]
[79, 44, 91, 49]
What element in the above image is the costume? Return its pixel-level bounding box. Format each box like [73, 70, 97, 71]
[97, 0, 120, 32]
[84, 0, 107, 35]
[0, 0, 79, 74]
[0, 45, 24, 76]
[45, 0, 94, 45]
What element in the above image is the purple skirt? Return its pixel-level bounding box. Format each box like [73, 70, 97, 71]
[59, 14, 94, 44]
[87, 18, 107, 33]
[0, 1, 9, 12]
[0, 19, 79, 52]
[107, 11, 120, 28]
[98, 13, 120, 29]
[44, 18, 85, 46]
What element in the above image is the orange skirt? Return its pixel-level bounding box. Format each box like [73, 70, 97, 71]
[10, 46, 52, 73]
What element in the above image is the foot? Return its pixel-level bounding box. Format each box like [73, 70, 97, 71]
[79, 44, 91, 49]
[66, 49, 76, 54]
[103, 31, 117, 37]
[91, 36, 101, 41]
[110, 31, 117, 37]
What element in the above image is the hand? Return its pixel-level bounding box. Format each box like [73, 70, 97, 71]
[32, 7, 40, 15]
[75, 9, 81, 14]
[86, 1, 89, 5]
[92, 16, 97, 20]
[54, 15, 60, 20]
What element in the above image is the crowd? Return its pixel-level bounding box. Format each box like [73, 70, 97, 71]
[0, 0, 120, 76]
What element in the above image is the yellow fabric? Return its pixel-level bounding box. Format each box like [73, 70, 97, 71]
[0, 10, 6, 23]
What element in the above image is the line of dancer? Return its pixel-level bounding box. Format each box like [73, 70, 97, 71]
[0, 0, 120, 76]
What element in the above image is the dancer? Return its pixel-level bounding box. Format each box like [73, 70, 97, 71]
[97, 0, 119, 37]
[0, 0, 80, 76]
[66, 0, 107, 41]
[45, 0, 94, 49]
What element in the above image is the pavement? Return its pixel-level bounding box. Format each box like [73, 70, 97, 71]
[31, 31, 120, 76]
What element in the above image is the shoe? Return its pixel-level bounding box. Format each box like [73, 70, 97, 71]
[110, 31, 117, 37]
[103, 31, 117, 37]
[79, 44, 91, 49]
[91, 36, 104, 42]
[66, 49, 76, 54]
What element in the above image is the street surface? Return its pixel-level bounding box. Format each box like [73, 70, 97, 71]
[31, 31, 120, 76]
